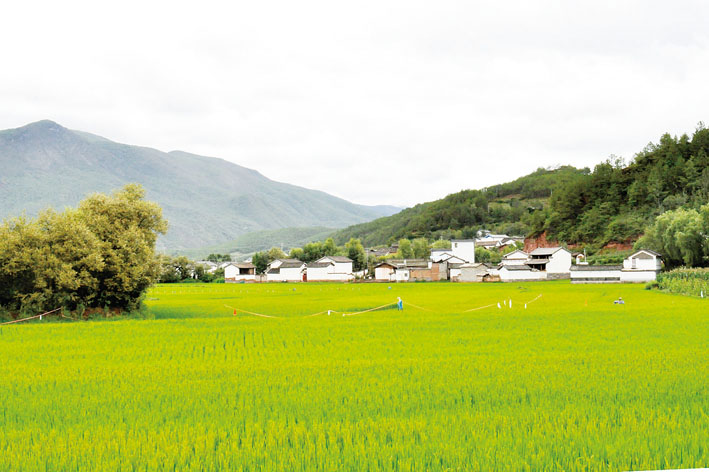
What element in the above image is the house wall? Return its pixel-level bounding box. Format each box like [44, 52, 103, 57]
[374, 266, 394, 281]
[570, 269, 621, 283]
[547, 251, 572, 274]
[281, 267, 304, 282]
[309, 272, 354, 281]
[623, 255, 661, 271]
[499, 268, 546, 281]
[458, 267, 487, 282]
[394, 269, 410, 282]
[409, 268, 433, 281]
[620, 270, 658, 283]
[306, 266, 331, 281]
[226, 275, 256, 283]
[451, 240, 475, 263]
[224, 265, 238, 279]
[333, 262, 353, 273]
[501, 257, 528, 266]
[266, 273, 284, 282]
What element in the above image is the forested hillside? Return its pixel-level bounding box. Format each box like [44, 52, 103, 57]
[334, 124, 709, 248]
[332, 167, 587, 246]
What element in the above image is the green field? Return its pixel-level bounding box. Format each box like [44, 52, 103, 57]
[1, 282, 707, 471]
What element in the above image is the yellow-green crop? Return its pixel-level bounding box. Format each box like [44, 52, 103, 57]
[1, 281, 707, 471]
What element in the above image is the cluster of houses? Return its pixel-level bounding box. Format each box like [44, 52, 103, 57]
[493, 247, 662, 283]
[223, 255, 357, 283]
[218, 235, 663, 284]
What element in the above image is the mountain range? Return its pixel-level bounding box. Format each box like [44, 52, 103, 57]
[0, 120, 400, 250]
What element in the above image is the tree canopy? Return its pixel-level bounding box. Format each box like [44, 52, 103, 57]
[0, 184, 167, 315]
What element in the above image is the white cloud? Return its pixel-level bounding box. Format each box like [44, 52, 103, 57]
[1, 0, 708, 206]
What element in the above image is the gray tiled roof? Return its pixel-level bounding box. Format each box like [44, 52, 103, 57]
[307, 262, 333, 268]
[502, 264, 535, 271]
[570, 265, 622, 271]
[322, 256, 352, 263]
[279, 261, 305, 269]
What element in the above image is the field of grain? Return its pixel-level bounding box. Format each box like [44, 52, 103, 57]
[1, 281, 707, 471]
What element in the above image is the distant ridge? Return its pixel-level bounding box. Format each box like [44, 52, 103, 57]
[0, 120, 400, 249]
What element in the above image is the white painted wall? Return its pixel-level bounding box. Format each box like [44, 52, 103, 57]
[374, 266, 395, 281]
[570, 269, 621, 281]
[451, 240, 475, 263]
[623, 253, 661, 271]
[281, 266, 304, 282]
[620, 270, 658, 283]
[547, 250, 572, 274]
[499, 268, 546, 281]
[306, 266, 331, 281]
[395, 269, 410, 282]
[224, 265, 238, 279]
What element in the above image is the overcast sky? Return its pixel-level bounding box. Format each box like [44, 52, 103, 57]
[2, 1, 708, 207]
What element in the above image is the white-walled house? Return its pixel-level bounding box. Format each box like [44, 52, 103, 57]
[266, 260, 305, 282]
[527, 247, 572, 275]
[224, 263, 256, 282]
[570, 249, 662, 283]
[621, 249, 662, 282]
[500, 250, 529, 266]
[306, 256, 354, 281]
[374, 262, 397, 281]
[451, 239, 475, 263]
[374, 259, 445, 282]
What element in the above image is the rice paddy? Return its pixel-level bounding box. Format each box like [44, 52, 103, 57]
[1, 281, 707, 471]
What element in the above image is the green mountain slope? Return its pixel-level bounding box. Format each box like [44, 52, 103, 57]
[0, 120, 399, 249]
[333, 124, 709, 249]
[332, 167, 586, 246]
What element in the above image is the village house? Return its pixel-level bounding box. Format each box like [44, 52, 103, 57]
[266, 259, 305, 282]
[373, 261, 397, 281]
[621, 249, 662, 282]
[450, 239, 476, 263]
[456, 263, 489, 282]
[224, 262, 256, 282]
[526, 247, 572, 277]
[305, 256, 354, 282]
[570, 249, 663, 283]
[374, 259, 446, 282]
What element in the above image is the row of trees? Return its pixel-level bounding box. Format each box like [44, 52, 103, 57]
[156, 255, 224, 283]
[0, 185, 167, 315]
[251, 238, 368, 273]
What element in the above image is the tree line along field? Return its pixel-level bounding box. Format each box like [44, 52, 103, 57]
[1, 281, 707, 471]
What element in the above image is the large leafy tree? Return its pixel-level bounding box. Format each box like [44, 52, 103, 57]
[344, 238, 366, 271]
[0, 184, 167, 315]
[636, 203, 709, 268]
